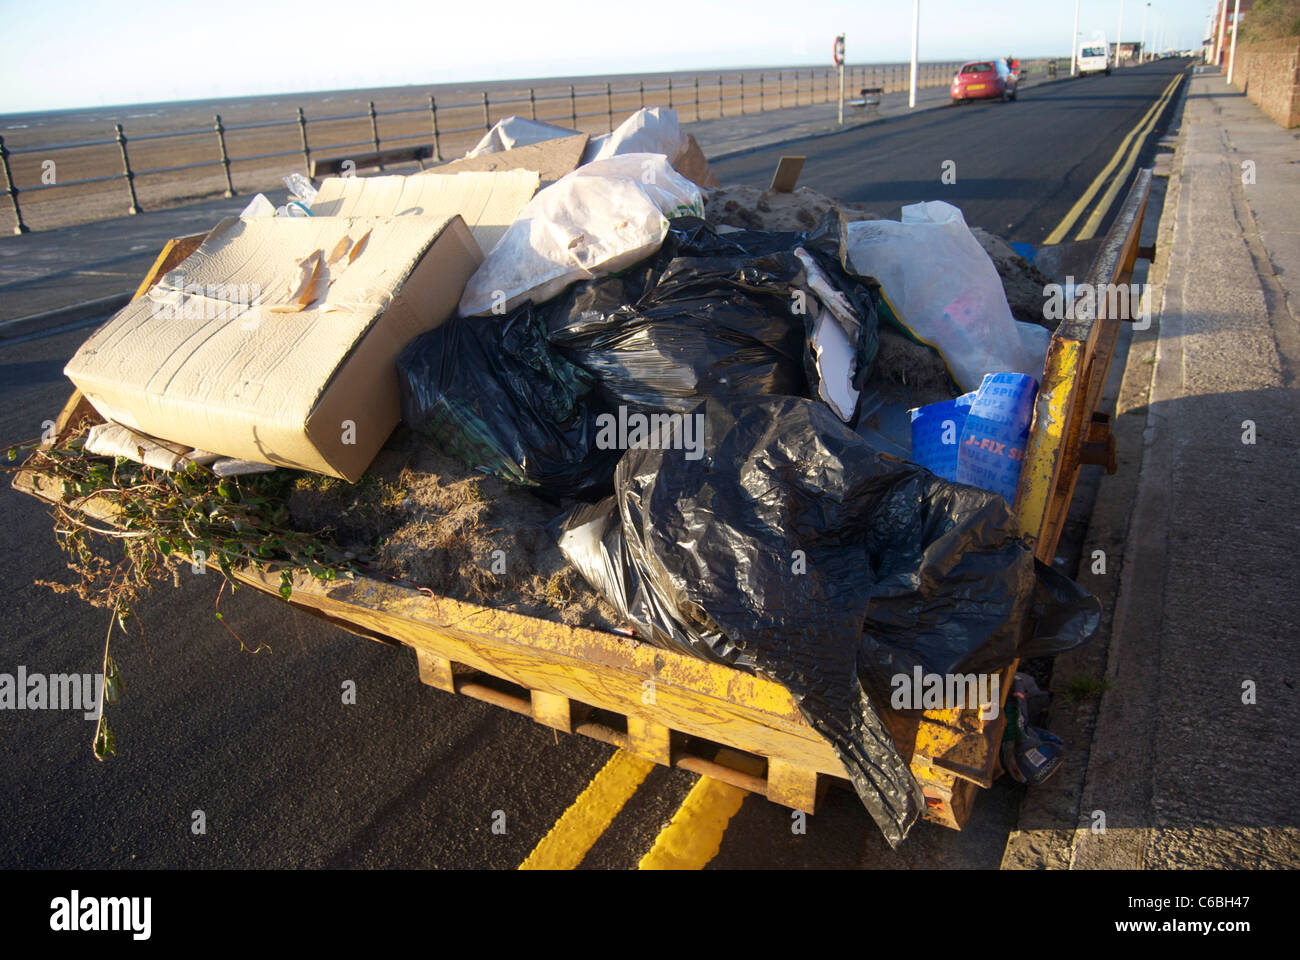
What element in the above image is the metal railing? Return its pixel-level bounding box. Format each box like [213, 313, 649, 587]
[1, 63, 966, 234]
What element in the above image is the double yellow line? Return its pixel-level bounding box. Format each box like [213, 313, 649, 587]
[518, 748, 761, 870]
[1044, 73, 1182, 245]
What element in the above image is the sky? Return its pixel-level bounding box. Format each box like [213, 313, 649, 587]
[0, 0, 1220, 114]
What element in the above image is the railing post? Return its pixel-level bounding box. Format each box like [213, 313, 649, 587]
[529, 87, 536, 121]
[213, 114, 236, 198]
[482, 91, 491, 132]
[569, 84, 577, 127]
[668, 77, 673, 109]
[0, 135, 28, 235]
[760, 72, 765, 110]
[429, 95, 442, 162]
[694, 76, 700, 121]
[718, 74, 723, 116]
[367, 99, 382, 170]
[639, 80, 644, 110]
[606, 82, 613, 132]
[741, 72, 745, 113]
[297, 106, 311, 175]
[779, 71, 783, 108]
[114, 124, 140, 215]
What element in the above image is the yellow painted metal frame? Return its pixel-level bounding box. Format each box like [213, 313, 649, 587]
[1017, 168, 1152, 561]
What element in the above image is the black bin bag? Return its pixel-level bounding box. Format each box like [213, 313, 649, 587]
[398, 217, 881, 500]
[396, 305, 619, 499]
[559, 396, 1099, 846]
[544, 217, 880, 423]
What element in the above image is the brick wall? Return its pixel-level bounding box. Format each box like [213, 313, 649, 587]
[1232, 37, 1300, 128]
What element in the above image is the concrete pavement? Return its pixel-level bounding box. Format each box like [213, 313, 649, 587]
[1064, 67, 1300, 868]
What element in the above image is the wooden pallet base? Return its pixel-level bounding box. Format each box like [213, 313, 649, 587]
[413, 647, 823, 812]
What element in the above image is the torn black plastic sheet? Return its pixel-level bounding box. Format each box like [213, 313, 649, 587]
[559, 396, 1099, 846]
[396, 306, 620, 499]
[544, 217, 880, 424]
[399, 217, 881, 500]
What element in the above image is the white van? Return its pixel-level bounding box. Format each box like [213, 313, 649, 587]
[1078, 38, 1111, 76]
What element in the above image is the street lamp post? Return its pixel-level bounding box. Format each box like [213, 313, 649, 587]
[1140, 3, 1150, 64]
[909, 0, 920, 108]
[1071, 0, 1081, 75]
[1116, 0, 1126, 67]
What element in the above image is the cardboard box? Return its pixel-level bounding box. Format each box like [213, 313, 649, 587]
[64, 213, 481, 482]
[420, 133, 589, 186]
[672, 134, 721, 189]
[311, 169, 539, 254]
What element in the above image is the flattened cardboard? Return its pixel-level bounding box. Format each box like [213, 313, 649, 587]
[64, 214, 482, 482]
[422, 133, 589, 185]
[769, 156, 806, 193]
[671, 134, 721, 188]
[311, 169, 539, 254]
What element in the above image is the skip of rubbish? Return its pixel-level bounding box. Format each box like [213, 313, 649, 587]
[40, 110, 1099, 847]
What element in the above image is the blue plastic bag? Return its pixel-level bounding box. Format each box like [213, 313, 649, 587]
[910, 372, 1037, 505]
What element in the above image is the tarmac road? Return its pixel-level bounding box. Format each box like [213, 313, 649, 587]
[713, 59, 1187, 244]
[0, 62, 1186, 870]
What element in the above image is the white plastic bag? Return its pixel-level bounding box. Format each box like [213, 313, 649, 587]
[239, 193, 276, 218]
[465, 117, 582, 158]
[581, 107, 687, 164]
[458, 154, 704, 317]
[845, 201, 1051, 392]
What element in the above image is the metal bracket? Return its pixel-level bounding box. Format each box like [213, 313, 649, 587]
[1079, 412, 1118, 474]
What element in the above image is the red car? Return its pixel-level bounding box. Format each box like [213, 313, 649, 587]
[951, 59, 1018, 103]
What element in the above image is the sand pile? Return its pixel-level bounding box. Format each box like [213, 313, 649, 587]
[704, 184, 878, 231]
[968, 227, 1057, 330]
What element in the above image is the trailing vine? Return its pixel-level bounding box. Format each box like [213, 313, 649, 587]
[6, 427, 358, 757]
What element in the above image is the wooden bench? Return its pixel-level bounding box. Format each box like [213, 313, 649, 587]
[847, 86, 885, 115]
[310, 144, 433, 179]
